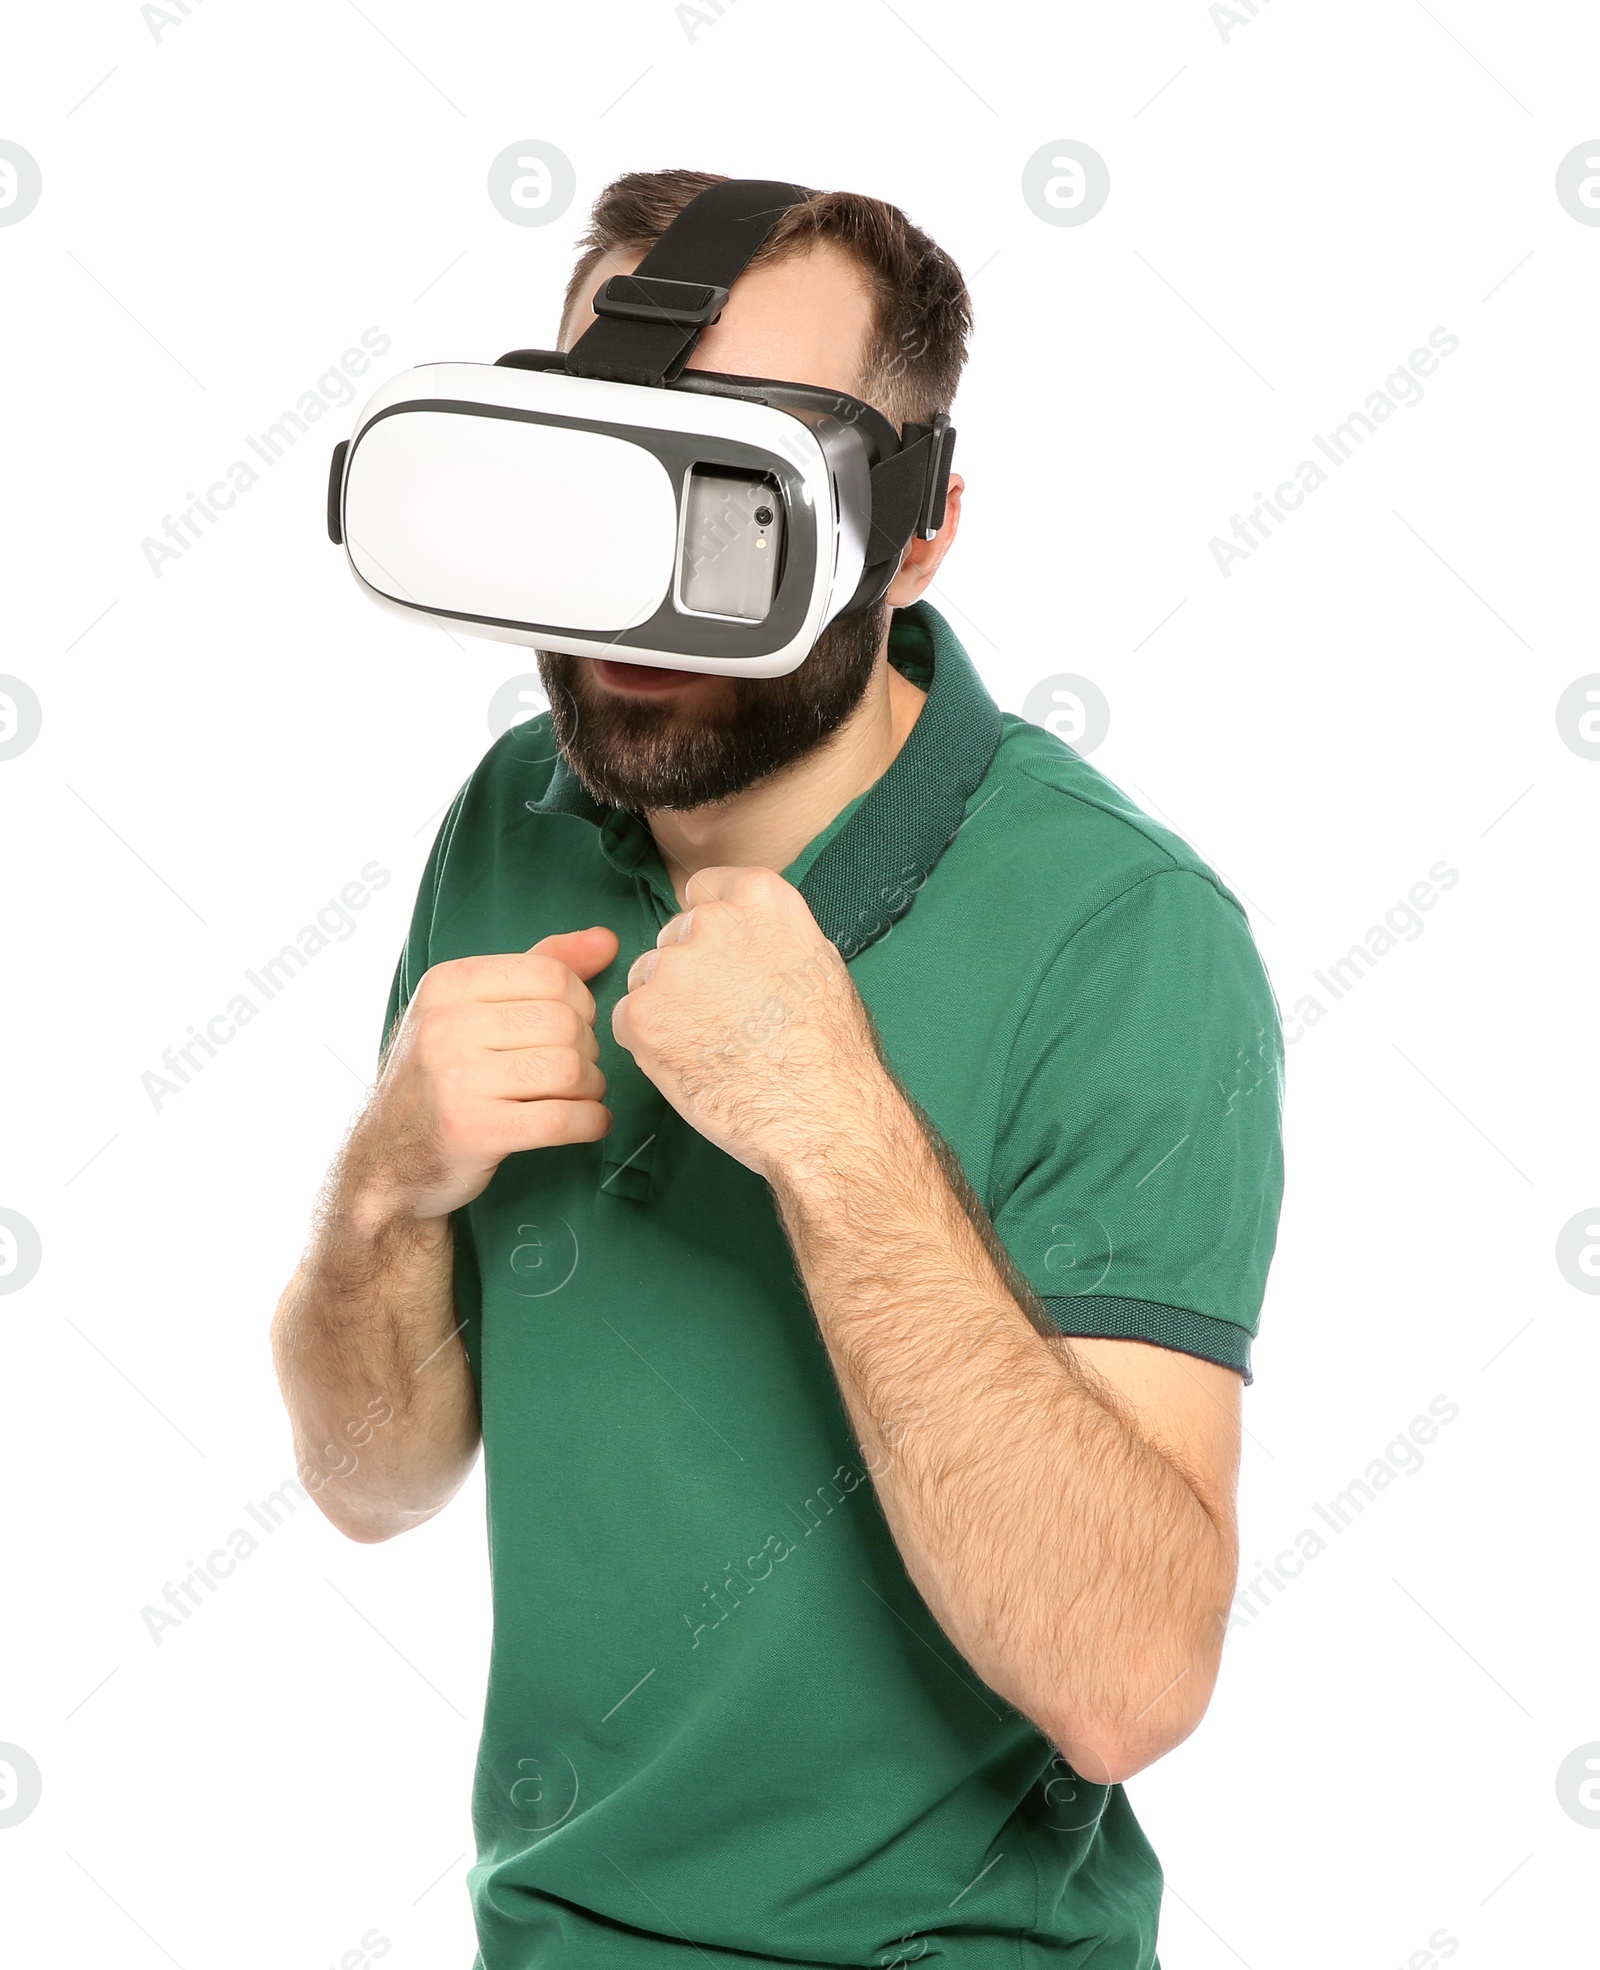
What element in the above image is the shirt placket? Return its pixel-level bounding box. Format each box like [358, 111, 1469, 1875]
[595, 818, 677, 1204]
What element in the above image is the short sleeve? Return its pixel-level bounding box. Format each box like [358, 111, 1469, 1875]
[988, 869, 1284, 1381]
[379, 783, 470, 1069]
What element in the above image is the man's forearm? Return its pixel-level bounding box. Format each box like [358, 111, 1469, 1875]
[270, 931, 617, 1545]
[270, 1200, 480, 1543]
[768, 1068, 1236, 1783]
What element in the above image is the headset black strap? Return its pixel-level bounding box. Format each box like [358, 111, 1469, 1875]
[866, 412, 956, 565]
[565, 178, 810, 387]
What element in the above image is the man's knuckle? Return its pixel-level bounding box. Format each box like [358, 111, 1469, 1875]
[506, 1049, 548, 1091]
[453, 954, 499, 994]
[543, 1047, 585, 1093]
[410, 1004, 450, 1060]
[627, 990, 662, 1034]
[513, 1045, 577, 1095]
[495, 999, 548, 1041]
[523, 954, 566, 998]
[413, 958, 458, 1004]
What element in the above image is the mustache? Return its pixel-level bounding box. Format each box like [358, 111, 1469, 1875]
[537, 603, 889, 813]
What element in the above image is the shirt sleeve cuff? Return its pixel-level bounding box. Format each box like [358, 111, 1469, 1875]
[1038, 1294, 1255, 1383]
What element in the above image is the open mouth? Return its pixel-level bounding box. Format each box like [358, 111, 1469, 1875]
[590, 658, 708, 695]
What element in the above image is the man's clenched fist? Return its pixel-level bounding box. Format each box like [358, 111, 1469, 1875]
[348, 926, 620, 1225]
[612, 866, 888, 1180]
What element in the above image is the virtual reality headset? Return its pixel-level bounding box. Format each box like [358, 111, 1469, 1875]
[325, 178, 956, 677]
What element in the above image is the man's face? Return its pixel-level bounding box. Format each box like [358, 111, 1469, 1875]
[536, 240, 892, 814]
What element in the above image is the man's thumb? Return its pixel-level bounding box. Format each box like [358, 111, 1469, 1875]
[529, 925, 620, 982]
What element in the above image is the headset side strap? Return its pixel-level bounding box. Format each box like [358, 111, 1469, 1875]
[866, 413, 956, 564]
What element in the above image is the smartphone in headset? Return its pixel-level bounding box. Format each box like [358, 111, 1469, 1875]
[678, 467, 785, 623]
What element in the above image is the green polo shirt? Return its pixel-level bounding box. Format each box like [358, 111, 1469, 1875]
[381, 601, 1284, 1970]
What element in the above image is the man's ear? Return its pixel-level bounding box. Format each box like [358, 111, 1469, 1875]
[883, 476, 964, 607]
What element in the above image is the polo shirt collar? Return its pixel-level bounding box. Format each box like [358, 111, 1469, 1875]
[526, 601, 1003, 958]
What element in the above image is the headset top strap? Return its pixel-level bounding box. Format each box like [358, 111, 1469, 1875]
[564, 177, 810, 387]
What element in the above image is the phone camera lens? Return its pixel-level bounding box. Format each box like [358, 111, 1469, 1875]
[754, 505, 773, 527]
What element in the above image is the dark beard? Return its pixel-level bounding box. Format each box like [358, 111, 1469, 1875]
[536, 600, 890, 813]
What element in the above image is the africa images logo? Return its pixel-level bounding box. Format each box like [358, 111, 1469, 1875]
[139, 330, 391, 579]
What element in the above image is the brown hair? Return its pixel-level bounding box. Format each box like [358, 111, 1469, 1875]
[559, 168, 972, 428]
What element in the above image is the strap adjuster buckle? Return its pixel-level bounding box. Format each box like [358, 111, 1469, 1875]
[592, 274, 731, 330]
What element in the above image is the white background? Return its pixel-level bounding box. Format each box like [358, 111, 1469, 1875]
[3, 2, 1597, 1965]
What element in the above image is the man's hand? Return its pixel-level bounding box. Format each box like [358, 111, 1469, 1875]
[612, 867, 883, 1178]
[352, 925, 619, 1224]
